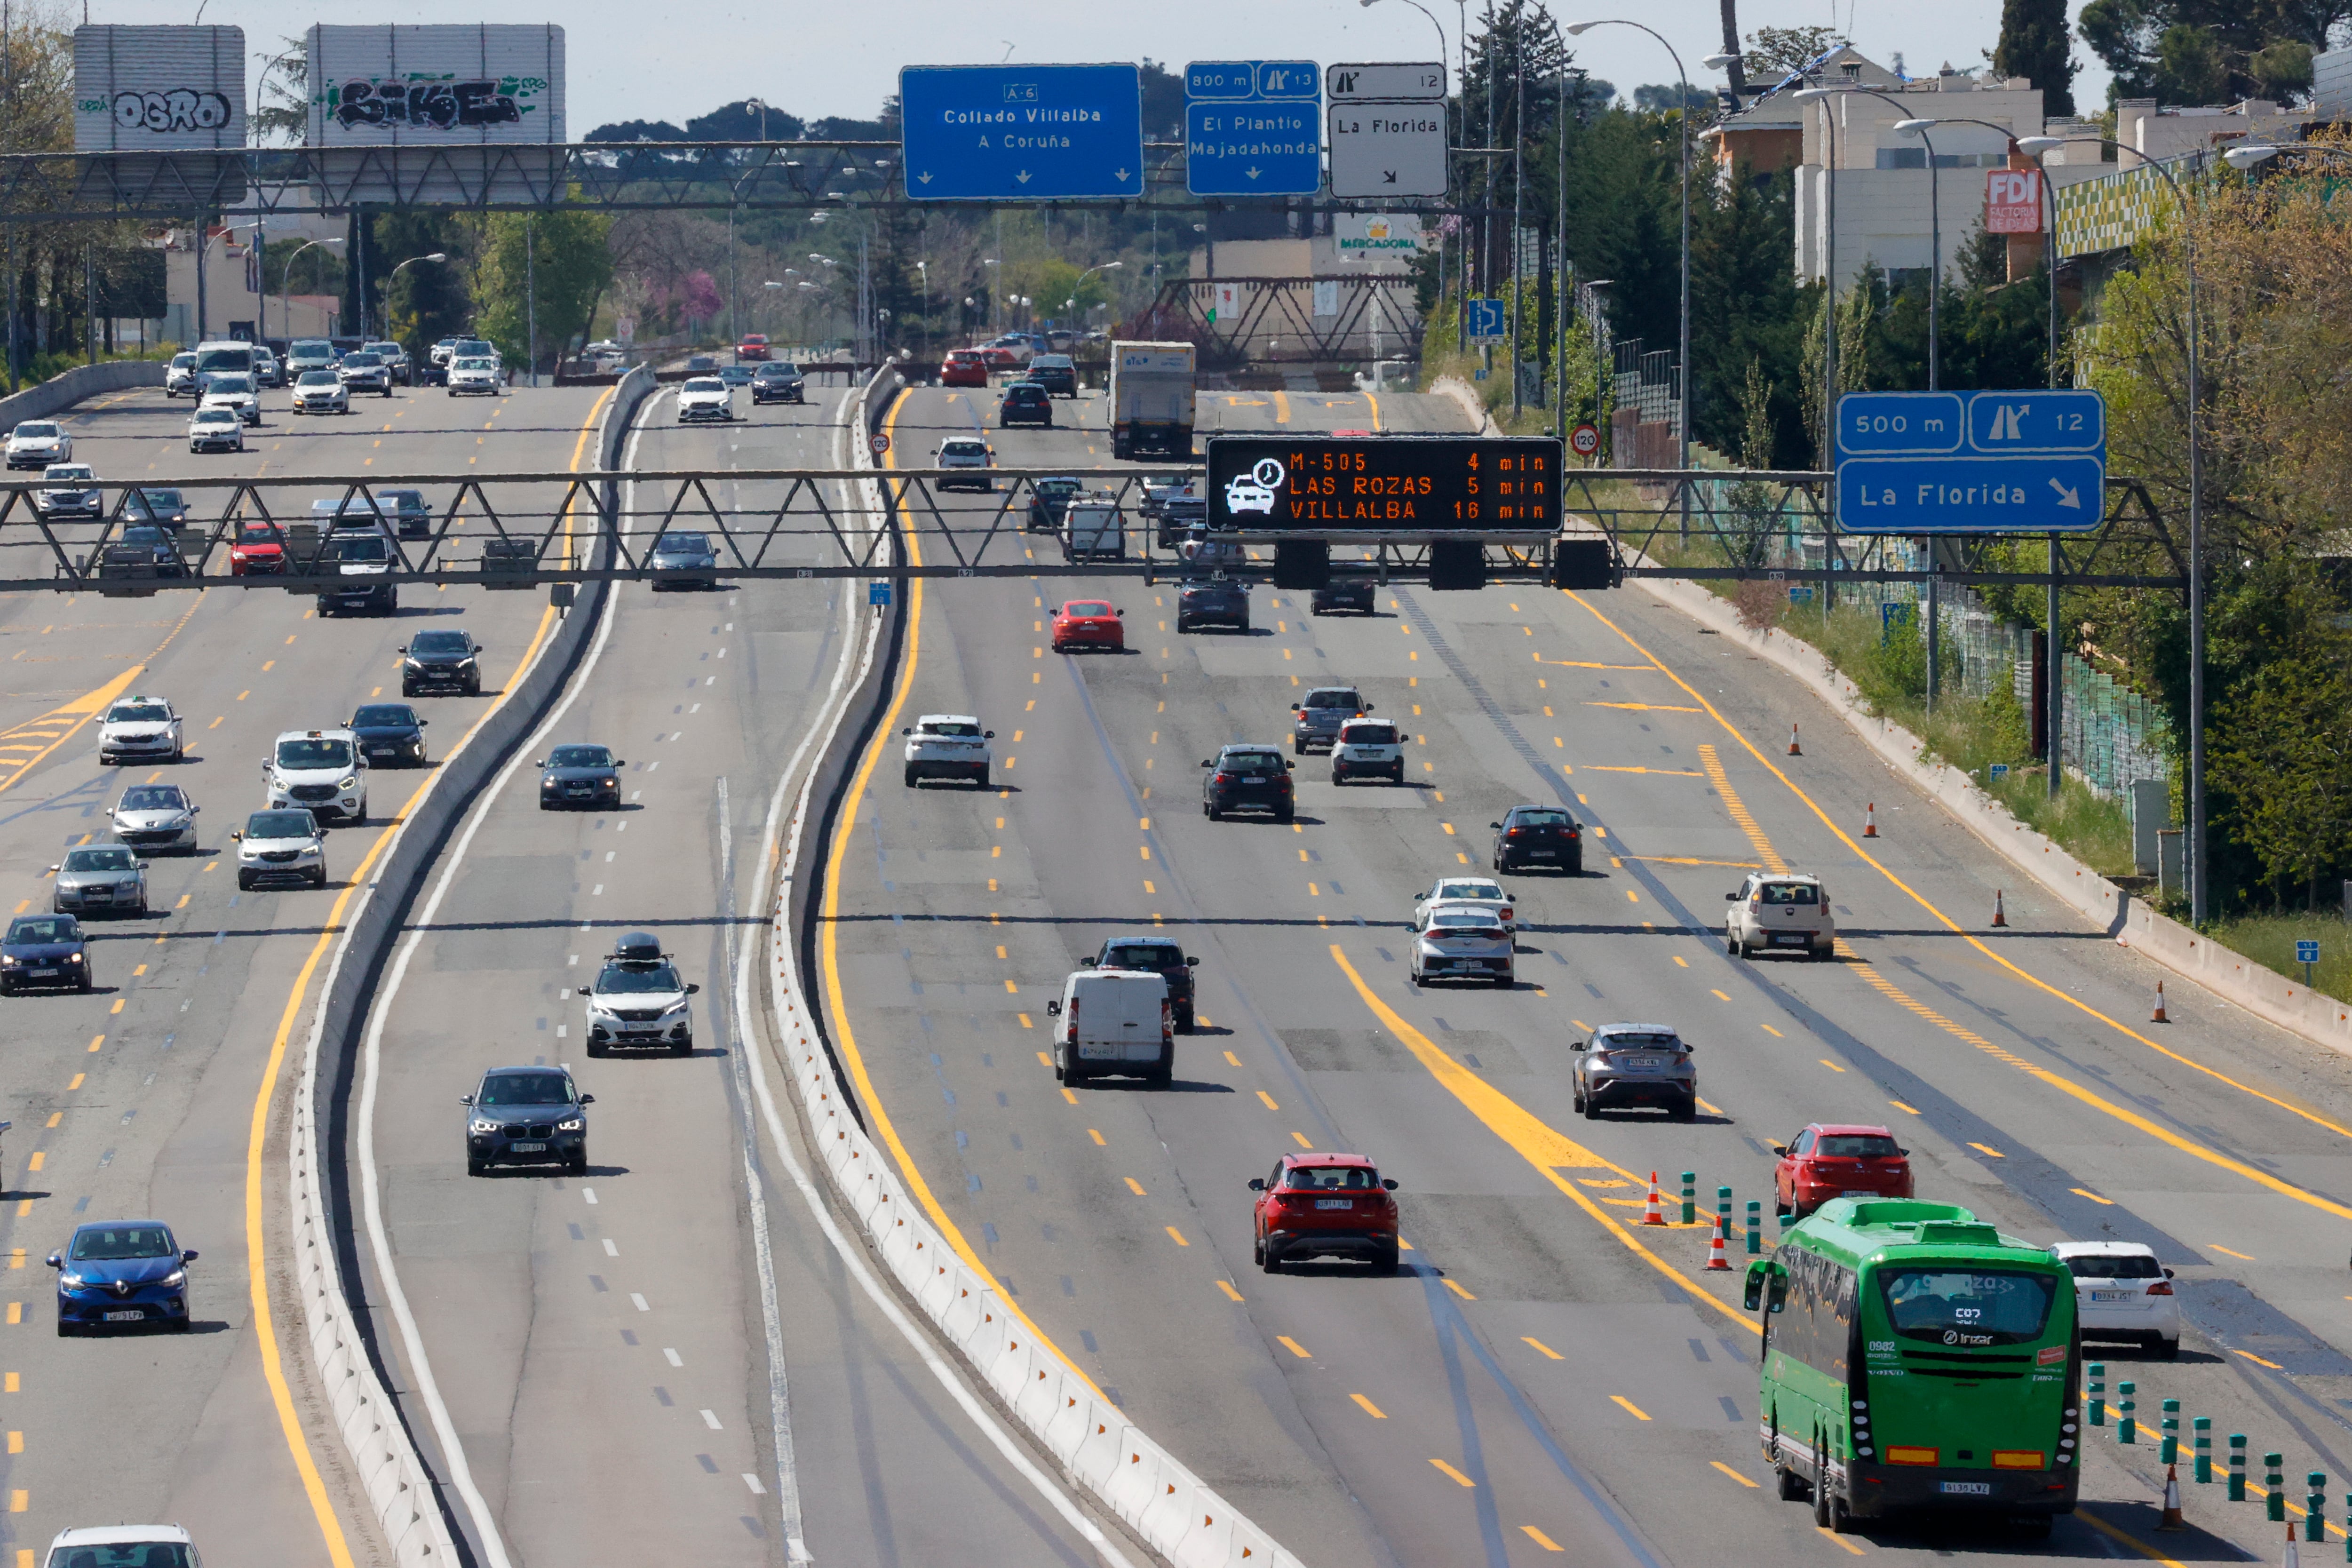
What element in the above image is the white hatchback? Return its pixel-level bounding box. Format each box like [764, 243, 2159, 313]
[187, 407, 244, 453]
[1726, 872, 1835, 960]
[5, 419, 68, 469]
[1330, 715, 1407, 786]
[447, 356, 501, 396]
[902, 714, 993, 787]
[2051, 1241, 2179, 1357]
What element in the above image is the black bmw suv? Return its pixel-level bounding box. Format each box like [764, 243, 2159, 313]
[463, 1066, 592, 1175]
[1492, 803, 1583, 873]
[1177, 578, 1249, 633]
[1201, 745, 1295, 822]
[1088, 935, 1200, 1032]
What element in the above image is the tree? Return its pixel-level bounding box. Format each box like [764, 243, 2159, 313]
[253, 35, 306, 144]
[1992, 0, 2077, 116]
[373, 209, 469, 357]
[2077, 0, 2347, 105]
[471, 209, 614, 370]
[1743, 26, 1850, 81]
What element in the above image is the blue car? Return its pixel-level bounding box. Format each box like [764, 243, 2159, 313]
[0, 914, 89, 994]
[48, 1221, 196, 1334]
[463, 1066, 593, 1175]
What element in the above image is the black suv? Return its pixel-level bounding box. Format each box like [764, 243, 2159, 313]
[1088, 935, 1200, 1032]
[1311, 579, 1377, 615]
[999, 381, 1053, 428]
[462, 1066, 593, 1176]
[348, 702, 429, 766]
[400, 629, 483, 695]
[751, 364, 806, 404]
[1201, 745, 1295, 822]
[1028, 476, 1082, 533]
[1177, 578, 1249, 633]
[1493, 804, 1583, 874]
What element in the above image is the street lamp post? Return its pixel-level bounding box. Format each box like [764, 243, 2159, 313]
[1791, 86, 1845, 464]
[382, 250, 446, 350]
[278, 236, 344, 348]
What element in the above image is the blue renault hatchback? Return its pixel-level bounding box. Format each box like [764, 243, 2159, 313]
[48, 1221, 195, 1334]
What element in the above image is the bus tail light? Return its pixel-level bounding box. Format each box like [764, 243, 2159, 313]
[1992, 1451, 2045, 1469]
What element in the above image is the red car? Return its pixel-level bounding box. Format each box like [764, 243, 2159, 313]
[977, 345, 1021, 370]
[940, 349, 989, 388]
[1250, 1152, 1400, 1272]
[229, 522, 285, 575]
[736, 333, 770, 362]
[1051, 599, 1124, 653]
[1772, 1123, 1913, 1217]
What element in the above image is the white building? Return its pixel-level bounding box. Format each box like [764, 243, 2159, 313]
[155, 221, 339, 347]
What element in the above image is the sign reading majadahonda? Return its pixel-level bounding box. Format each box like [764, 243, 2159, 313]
[1206, 435, 1561, 534]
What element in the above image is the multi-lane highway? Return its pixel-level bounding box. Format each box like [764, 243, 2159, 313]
[812, 381, 2352, 1567]
[0, 377, 616, 1568]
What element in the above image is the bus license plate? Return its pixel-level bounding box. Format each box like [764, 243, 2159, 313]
[1939, 1481, 1992, 1496]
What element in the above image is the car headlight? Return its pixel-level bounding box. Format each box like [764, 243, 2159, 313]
[57, 1272, 83, 1289]
[469, 1118, 498, 1135]
[338, 776, 358, 791]
[0, 955, 15, 965]
[662, 999, 690, 1016]
[66, 953, 83, 963]
[159, 1270, 186, 1290]
[601, 777, 618, 788]
[557, 1118, 585, 1132]
[586, 1000, 616, 1020]
[404, 658, 423, 669]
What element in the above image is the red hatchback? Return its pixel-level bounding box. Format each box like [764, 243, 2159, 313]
[736, 333, 770, 361]
[1772, 1123, 1913, 1217]
[1051, 599, 1124, 653]
[1250, 1153, 1400, 1272]
[941, 349, 989, 388]
[229, 522, 285, 575]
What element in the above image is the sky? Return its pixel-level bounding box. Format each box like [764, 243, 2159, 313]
[87, 0, 2112, 135]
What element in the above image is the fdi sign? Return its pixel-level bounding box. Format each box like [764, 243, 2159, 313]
[1834, 389, 2107, 534]
[901, 64, 1144, 200]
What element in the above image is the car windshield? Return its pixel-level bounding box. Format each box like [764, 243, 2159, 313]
[1430, 913, 1502, 929]
[351, 705, 416, 728]
[455, 358, 496, 370]
[1008, 384, 1045, 399]
[1598, 1032, 1683, 1051]
[1343, 724, 1397, 745]
[139, 488, 186, 509]
[1304, 690, 1361, 709]
[652, 533, 709, 553]
[117, 786, 183, 811]
[947, 351, 980, 363]
[1437, 882, 1502, 901]
[596, 962, 683, 994]
[457, 341, 491, 355]
[1759, 883, 1820, 905]
[277, 739, 353, 770]
[941, 440, 985, 456]
[2063, 1253, 2163, 1280]
[1038, 479, 1080, 496]
[237, 525, 283, 545]
[299, 371, 339, 386]
[1283, 1165, 1380, 1191]
[48, 467, 93, 482]
[171, 354, 196, 368]
[1880, 1268, 2058, 1344]
[207, 375, 254, 394]
[326, 536, 389, 562]
[1512, 809, 1572, 827]
[366, 344, 401, 357]
[410, 631, 470, 654]
[6, 916, 74, 943]
[1219, 752, 1283, 775]
[292, 341, 330, 355]
[69, 1225, 175, 1260]
[1065, 602, 1113, 618]
[922, 721, 982, 737]
[49, 1544, 193, 1568]
[342, 353, 382, 366]
[478, 1073, 572, 1106]
[246, 811, 316, 839]
[1814, 1134, 1903, 1158]
[193, 410, 237, 424]
[120, 527, 168, 547]
[683, 378, 724, 393]
[549, 746, 613, 769]
[13, 422, 57, 438]
[108, 703, 171, 723]
[379, 491, 425, 509]
[1103, 944, 1181, 970]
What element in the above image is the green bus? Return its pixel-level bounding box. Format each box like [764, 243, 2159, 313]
[1744, 1198, 2080, 1535]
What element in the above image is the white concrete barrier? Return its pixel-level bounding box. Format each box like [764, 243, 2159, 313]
[0, 358, 165, 427]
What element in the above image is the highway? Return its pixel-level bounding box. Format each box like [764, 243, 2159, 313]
[0, 376, 615, 1568]
[810, 380, 2352, 1567]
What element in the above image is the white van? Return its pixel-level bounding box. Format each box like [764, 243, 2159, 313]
[1046, 969, 1171, 1085]
[1062, 497, 1124, 563]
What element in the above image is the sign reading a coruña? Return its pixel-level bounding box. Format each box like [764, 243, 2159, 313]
[306, 24, 564, 205]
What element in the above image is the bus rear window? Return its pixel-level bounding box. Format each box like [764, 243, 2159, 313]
[1880, 1268, 2056, 1345]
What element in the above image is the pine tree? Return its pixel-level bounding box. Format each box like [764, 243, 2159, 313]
[1993, 0, 2078, 117]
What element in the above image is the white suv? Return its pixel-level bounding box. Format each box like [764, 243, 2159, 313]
[44, 1526, 203, 1568]
[1329, 715, 1406, 786]
[2051, 1241, 2179, 1358]
[901, 714, 993, 787]
[97, 696, 184, 765]
[234, 807, 327, 890]
[447, 356, 501, 396]
[934, 436, 993, 492]
[199, 372, 260, 426]
[264, 729, 368, 825]
[5, 420, 69, 469]
[285, 339, 336, 377]
[163, 351, 198, 397]
[1725, 872, 1835, 960]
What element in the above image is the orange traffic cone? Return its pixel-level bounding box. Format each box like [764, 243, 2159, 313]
[2284, 1520, 2300, 1568]
[1991, 889, 2008, 928]
[2158, 1463, 2185, 1530]
[1705, 1214, 1732, 1271]
[2152, 980, 2169, 1024]
[1788, 723, 1802, 756]
[1863, 803, 1879, 838]
[1642, 1171, 1666, 1226]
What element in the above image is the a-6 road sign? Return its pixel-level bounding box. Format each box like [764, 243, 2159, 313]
[899, 64, 1144, 200]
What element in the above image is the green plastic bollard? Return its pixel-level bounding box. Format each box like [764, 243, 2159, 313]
[2270, 1454, 2288, 1522]
[1717, 1185, 1732, 1232]
[2087, 1364, 2106, 1427]
[1680, 1171, 1695, 1226]
[1746, 1199, 1762, 1256]
[2343, 1496, 2351, 1561]
[2117, 1382, 2136, 1445]
[2193, 1417, 2211, 1483]
[2309, 1472, 2328, 1544]
[1777, 1206, 1792, 1237]
[2229, 1434, 2247, 1501]
[2161, 1399, 2179, 1465]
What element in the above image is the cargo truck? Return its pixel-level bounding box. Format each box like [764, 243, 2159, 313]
[1108, 341, 1196, 461]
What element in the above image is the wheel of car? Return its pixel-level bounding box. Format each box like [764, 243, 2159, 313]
[1251, 1234, 1263, 1266]
[1330, 772, 1345, 787]
[1812, 942, 1835, 961]
[1582, 1090, 1601, 1120]
[1571, 1080, 1585, 1113]
[1260, 1243, 1282, 1274]
[1175, 1004, 1194, 1034]
[1238, 618, 1250, 633]
[1204, 804, 1219, 820]
[672, 1038, 692, 1057]
[134, 897, 147, 917]
[1776, 1466, 1808, 1502]
[1276, 806, 1294, 823]
[1493, 970, 1512, 988]
[236, 871, 254, 891]
[308, 869, 327, 888]
[1292, 738, 1306, 756]
[584, 1037, 604, 1058]
[566, 1151, 588, 1175]
[55, 1321, 73, 1337]
[1673, 1096, 1698, 1122]
[2159, 1337, 2180, 1360]
[903, 765, 918, 788]
[1375, 1247, 1400, 1274]
[974, 769, 990, 789]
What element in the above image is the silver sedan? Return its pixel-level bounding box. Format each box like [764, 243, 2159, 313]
[49, 845, 148, 917]
[111, 784, 199, 855]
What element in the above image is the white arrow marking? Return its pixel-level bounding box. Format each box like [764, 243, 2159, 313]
[2049, 477, 2081, 509]
[917, 172, 933, 184]
[1015, 169, 1031, 184]
[1245, 166, 1262, 179]
[1114, 168, 1132, 181]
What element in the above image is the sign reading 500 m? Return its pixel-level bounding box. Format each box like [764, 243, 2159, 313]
[1206, 435, 1562, 533]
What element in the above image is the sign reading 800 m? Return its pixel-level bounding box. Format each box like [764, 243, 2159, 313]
[1204, 435, 1562, 533]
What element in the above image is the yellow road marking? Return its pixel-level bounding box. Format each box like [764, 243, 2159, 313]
[1256, 1089, 1280, 1110]
[2072, 1187, 2115, 1205]
[2233, 1348, 2284, 1369]
[1123, 1177, 1147, 1195]
[0, 661, 159, 794]
[1430, 1458, 1476, 1488]
[1889, 1099, 1920, 1114]
[1711, 1460, 1759, 1487]
[1442, 1277, 1476, 1300]
[1521, 1525, 1565, 1550]
[1586, 701, 1701, 712]
[1816, 1526, 1865, 1555]
[1215, 1280, 1243, 1302]
[2075, 1505, 2193, 1565]
[2210, 1244, 2254, 1260]
[1350, 1393, 1386, 1418]
[1165, 1225, 1189, 1247]
[1277, 1335, 1311, 1359]
[1610, 1394, 1652, 1420]
[1969, 1142, 2005, 1158]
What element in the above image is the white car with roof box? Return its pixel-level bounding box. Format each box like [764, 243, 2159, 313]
[447, 355, 501, 396]
[675, 376, 734, 422]
[2051, 1240, 2178, 1357]
[1413, 876, 1514, 935]
[1725, 871, 1835, 960]
[97, 696, 184, 765]
[1046, 968, 1173, 1086]
[5, 419, 68, 469]
[43, 1523, 202, 1568]
[583, 931, 699, 1055]
[263, 728, 368, 825]
[902, 714, 993, 787]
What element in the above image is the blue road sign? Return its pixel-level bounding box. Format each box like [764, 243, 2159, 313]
[1468, 297, 1506, 343]
[2299, 939, 2322, 964]
[868, 581, 892, 607]
[1185, 58, 1320, 196]
[1836, 389, 2107, 534]
[900, 65, 1144, 201]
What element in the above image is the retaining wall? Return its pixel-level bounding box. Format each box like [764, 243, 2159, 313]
[0, 358, 166, 426]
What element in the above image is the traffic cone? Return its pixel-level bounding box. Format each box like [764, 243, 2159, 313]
[1863, 803, 1879, 838]
[1641, 1171, 1666, 1226]
[1705, 1214, 1732, 1270]
[2283, 1519, 2300, 1568]
[2159, 1462, 2185, 1530]
[1991, 889, 2008, 928]
[2152, 981, 2169, 1024]
[1788, 723, 1802, 756]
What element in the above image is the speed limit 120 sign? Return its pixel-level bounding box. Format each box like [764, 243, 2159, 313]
[869, 432, 891, 456]
[1570, 423, 1600, 459]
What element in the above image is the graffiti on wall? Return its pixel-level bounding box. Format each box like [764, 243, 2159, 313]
[99, 88, 234, 133]
[329, 75, 548, 131]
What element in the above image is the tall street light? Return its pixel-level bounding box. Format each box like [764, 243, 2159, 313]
[278, 235, 343, 347]
[382, 251, 446, 343]
[1567, 19, 1695, 491]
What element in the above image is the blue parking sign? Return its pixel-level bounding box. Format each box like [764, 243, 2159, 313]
[2298, 939, 2321, 964]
